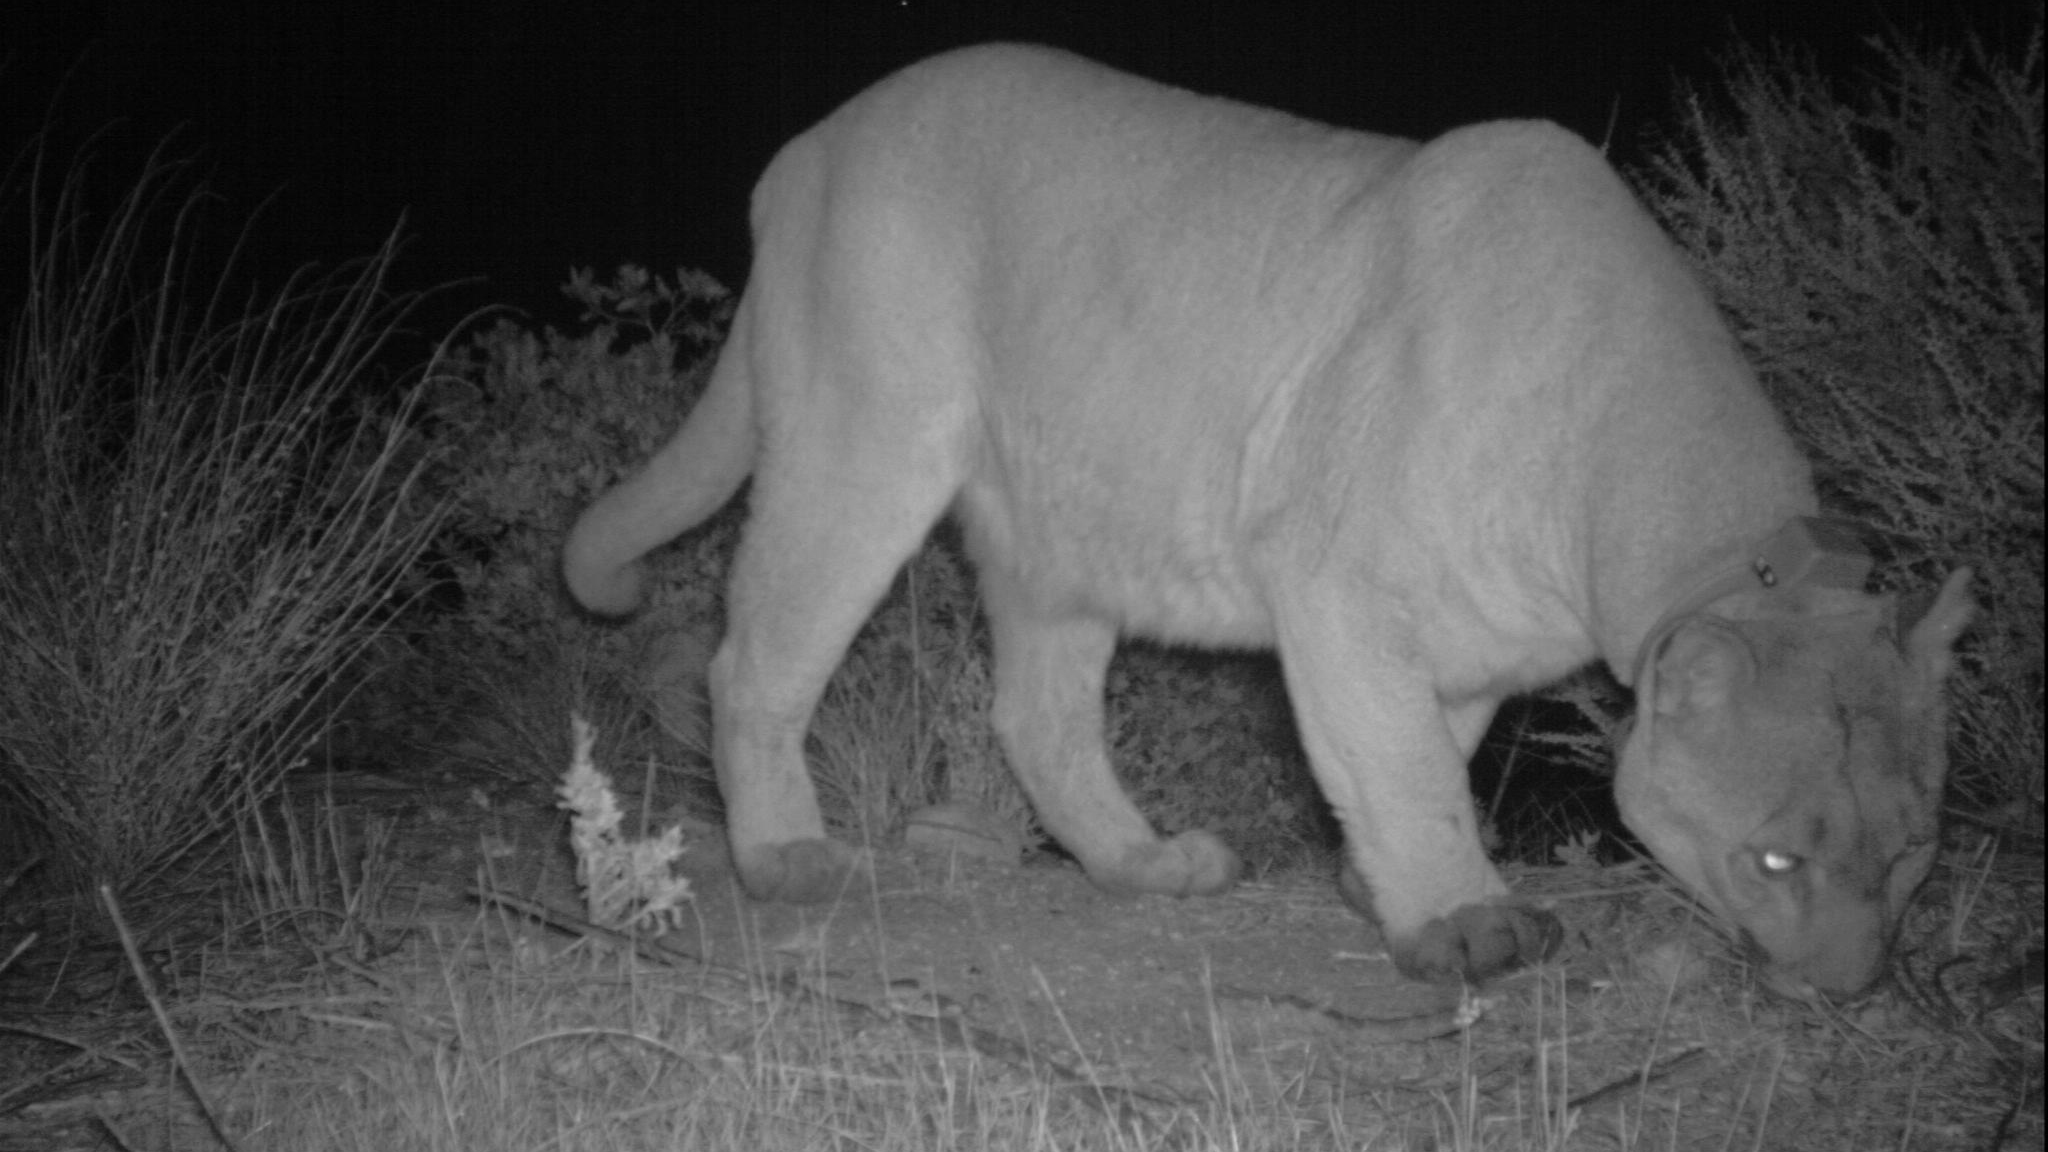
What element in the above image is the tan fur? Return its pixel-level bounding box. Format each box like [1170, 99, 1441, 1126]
[563, 45, 1971, 993]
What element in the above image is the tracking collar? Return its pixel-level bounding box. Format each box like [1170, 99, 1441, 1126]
[1630, 516, 1875, 687]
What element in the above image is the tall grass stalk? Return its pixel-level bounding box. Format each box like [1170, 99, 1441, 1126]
[0, 132, 448, 899]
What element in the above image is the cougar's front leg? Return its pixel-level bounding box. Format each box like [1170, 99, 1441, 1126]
[982, 570, 1241, 898]
[1272, 578, 1559, 983]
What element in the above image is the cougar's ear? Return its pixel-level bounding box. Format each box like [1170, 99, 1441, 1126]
[1903, 567, 1975, 687]
[1651, 621, 1753, 720]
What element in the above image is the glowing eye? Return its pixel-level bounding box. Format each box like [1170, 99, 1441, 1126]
[1759, 850, 1803, 876]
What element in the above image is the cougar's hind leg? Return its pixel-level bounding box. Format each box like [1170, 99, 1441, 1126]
[714, 405, 964, 904]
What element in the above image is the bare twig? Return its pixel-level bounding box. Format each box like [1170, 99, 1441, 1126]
[1214, 983, 1485, 1043]
[1566, 1042, 1712, 1113]
[98, 884, 244, 1152]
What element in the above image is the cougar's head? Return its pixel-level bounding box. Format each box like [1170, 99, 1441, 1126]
[1615, 568, 1973, 1000]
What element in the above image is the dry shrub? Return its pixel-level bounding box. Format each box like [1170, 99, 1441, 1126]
[1636, 22, 2043, 810]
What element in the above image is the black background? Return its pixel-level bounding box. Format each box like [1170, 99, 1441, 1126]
[6, 0, 2029, 343]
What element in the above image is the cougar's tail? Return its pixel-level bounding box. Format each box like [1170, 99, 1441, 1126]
[562, 301, 758, 616]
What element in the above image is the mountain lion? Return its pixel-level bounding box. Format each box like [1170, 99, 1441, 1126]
[564, 45, 1973, 998]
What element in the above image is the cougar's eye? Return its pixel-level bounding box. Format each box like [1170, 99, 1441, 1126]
[1758, 849, 1804, 876]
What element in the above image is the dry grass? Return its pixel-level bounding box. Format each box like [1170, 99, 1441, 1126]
[0, 128, 450, 899]
[0, 772, 2035, 1152]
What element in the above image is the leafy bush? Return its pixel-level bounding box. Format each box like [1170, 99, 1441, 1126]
[0, 135, 448, 897]
[1106, 647, 1325, 871]
[391, 268, 737, 794]
[1636, 22, 2044, 809]
[422, 266, 735, 665]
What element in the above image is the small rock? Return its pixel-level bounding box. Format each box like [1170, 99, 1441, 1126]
[1635, 936, 1713, 991]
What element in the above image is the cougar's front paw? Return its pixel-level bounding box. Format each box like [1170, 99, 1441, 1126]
[1389, 899, 1562, 984]
[734, 838, 870, 903]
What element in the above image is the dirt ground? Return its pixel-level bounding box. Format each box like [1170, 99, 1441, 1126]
[328, 759, 1710, 1121]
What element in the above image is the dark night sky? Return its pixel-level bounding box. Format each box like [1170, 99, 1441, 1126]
[3, 0, 2031, 346]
